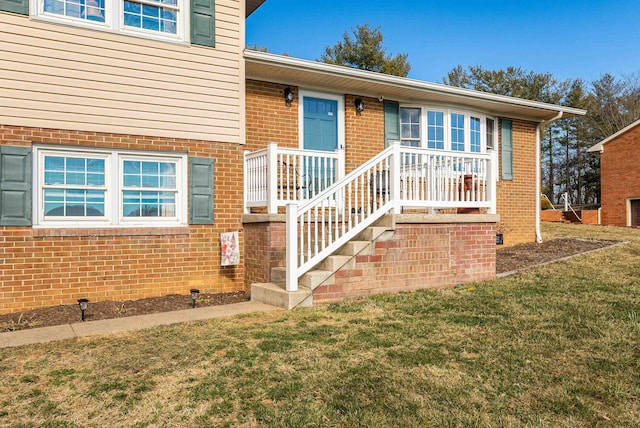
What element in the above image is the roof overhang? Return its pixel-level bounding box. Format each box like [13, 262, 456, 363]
[246, 0, 266, 17]
[587, 118, 640, 153]
[245, 50, 586, 123]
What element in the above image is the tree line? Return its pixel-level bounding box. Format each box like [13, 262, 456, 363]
[444, 66, 640, 206]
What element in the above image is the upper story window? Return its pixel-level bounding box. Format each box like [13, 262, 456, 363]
[397, 105, 496, 153]
[34, 0, 186, 41]
[35, 146, 187, 227]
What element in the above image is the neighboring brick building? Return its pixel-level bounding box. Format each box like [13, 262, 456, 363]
[588, 119, 640, 226]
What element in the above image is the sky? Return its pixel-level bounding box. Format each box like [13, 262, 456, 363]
[246, 0, 640, 84]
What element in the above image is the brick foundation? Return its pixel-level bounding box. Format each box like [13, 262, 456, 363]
[243, 214, 496, 304]
[314, 220, 496, 303]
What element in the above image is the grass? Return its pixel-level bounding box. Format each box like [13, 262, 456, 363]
[0, 223, 639, 427]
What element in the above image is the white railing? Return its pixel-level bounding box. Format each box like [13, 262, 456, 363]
[244, 143, 345, 214]
[284, 143, 497, 292]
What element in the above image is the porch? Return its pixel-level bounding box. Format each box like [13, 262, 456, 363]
[243, 143, 498, 308]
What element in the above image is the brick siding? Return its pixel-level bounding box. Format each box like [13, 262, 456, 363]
[600, 124, 640, 226]
[0, 125, 246, 314]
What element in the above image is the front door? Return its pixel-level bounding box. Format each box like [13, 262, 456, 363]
[303, 97, 338, 152]
[302, 96, 339, 196]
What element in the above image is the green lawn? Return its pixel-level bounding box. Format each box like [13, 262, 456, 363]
[1, 223, 639, 427]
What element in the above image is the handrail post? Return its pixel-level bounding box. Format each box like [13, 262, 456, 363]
[336, 147, 345, 215]
[488, 151, 498, 214]
[243, 150, 250, 214]
[390, 141, 402, 214]
[285, 203, 298, 292]
[267, 143, 278, 214]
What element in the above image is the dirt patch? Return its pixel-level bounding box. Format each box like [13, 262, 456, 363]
[0, 238, 621, 332]
[496, 238, 619, 274]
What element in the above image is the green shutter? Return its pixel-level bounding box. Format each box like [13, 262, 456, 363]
[189, 157, 214, 224]
[0, 146, 32, 226]
[0, 0, 28, 15]
[501, 119, 513, 180]
[384, 101, 400, 148]
[190, 0, 215, 47]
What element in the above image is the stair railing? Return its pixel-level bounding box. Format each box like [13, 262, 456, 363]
[283, 142, 494, 291]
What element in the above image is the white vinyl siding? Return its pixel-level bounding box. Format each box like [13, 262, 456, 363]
[0, 0, 242, 143]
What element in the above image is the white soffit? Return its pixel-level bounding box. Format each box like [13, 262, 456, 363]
[245, 50, 586, 122]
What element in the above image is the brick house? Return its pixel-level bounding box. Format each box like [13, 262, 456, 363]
[241, 52, 585, 307]
[588, 119, 640, 226]
[1, 0, 584, 314]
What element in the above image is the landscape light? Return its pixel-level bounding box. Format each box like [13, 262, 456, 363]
[190, 289, 200, 309]
[77, 298, 89, 322]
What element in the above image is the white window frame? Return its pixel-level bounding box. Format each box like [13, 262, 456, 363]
[33, 146, 188, 228]
[425, 108, 446, 150]
[399, 104, 496, 154]
[30, 0, 189, 43]
[399, 106, 422, 147]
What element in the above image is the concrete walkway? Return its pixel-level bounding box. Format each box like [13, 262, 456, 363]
[0, 301, 281, 349]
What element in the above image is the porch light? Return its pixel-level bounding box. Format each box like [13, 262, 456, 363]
[190, 288, 200, 308]
[77, 298, 89, 322]
[354, 98, 365, 113]
[284, 87, 294, 104]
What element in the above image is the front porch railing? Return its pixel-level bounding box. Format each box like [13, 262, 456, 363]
[244, 143, 345, 214]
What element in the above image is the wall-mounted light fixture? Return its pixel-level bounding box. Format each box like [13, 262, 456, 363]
[284, 87, 294, 104]
[354, 98, 365, 113]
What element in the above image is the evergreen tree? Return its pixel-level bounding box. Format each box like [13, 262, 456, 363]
[321, 24, 411, 77]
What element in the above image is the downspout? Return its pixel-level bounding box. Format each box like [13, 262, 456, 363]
[536, 111, 564, 243]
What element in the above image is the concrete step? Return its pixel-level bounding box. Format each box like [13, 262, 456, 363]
[357, 226, 390, 241]
[251, 282, 313, 310]
[319, 254, 354, 272]
[270, 267, 286, 286]
[339, 240, 370, 256]
[299, 270, 333, 290]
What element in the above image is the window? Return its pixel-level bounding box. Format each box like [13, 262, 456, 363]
[450, 113, 465, 151]
[486, 118, 495, 150]
[35, 147, 187, 227]
[470, 116, 481, 153]
[400, 107, 421, 147]
[43, 155, 107, 217]
[426, 111, 444, 149]
[33, 0, 188, 41]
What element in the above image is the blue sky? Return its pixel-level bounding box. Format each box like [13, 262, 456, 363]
[246, 0, 640, 84]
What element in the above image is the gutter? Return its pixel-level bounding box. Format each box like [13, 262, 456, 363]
[245, 51, 586, 119]
[536, 111, 564, 243]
